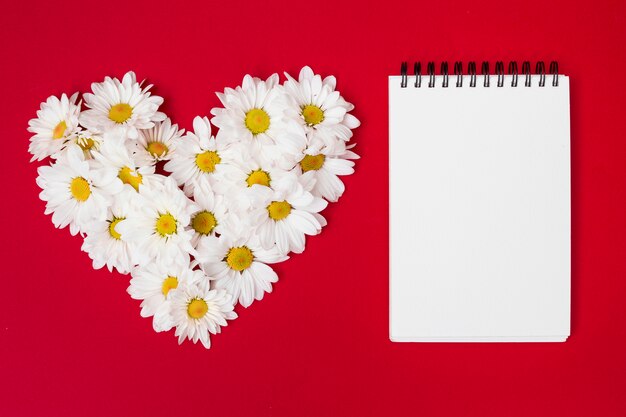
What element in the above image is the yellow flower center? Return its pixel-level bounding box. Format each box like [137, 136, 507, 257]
[52, 121, 67, 139]
[146, 141, 168, 157]
[108, 103, 133, 123]
[300, 154, 325, 172]
[246, 169, 271, 187]
[195, 151, 221, 173]
[225, 246, 254, 271]
[302, 105, 325, 125]
[69, 177, 91, 202]
[267, 201, 292, 221]
[192, 211, 217, 235]
[244, 108, 270, 135]
[118, 166, 143, 192]
[161, 276, 178, 297]
[78, 138, 95, 151]
[155, 213, 177, 237]
[108, 217, 125, 240]
[187, 298, 208, 319]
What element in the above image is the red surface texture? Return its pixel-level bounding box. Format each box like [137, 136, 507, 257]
[1, 0, 626, 416]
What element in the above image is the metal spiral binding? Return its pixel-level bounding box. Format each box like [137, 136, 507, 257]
[468, 62, 477, 87]
[454, 62, 463, 87]
[400, 62, 408, 88]
[427, 62, 435, 88]
[536, 62, 546, 87]
[522, 61, 531, 87]
[481, 62, 490, 87]
[496, 61, 504, 87]
[414, 62, 421, 87]
[550, 61, 559, 86]
[441, 62, 449, 87]
[400, 61, 560, 88]
[508, 61, 518, 87]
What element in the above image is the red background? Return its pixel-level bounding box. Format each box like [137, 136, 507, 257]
[1, 0, 625, 415]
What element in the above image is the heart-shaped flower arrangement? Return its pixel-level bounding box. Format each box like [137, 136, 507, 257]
[28, 67, 359, 348]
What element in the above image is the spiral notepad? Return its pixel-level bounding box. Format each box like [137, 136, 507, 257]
[389, 61, 571, 342]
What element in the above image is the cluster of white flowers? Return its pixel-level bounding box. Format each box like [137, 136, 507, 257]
[29, 68, 359, 349]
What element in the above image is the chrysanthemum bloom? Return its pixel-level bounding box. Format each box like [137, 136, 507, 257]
[81, 187, 140, 274]
[36, 146, 122, 235]
[117, 176, 198, 267]
[28, 93, 81, 161]
[249, 172, 327, 254]
[278, 133, 359, 202]
[282, 66, 360, 150]
[80, 71, 165, 139]
[188, 177, 229, 248]
[164, 116, 243, 196]
[169, 279, 237, 349]
[211, 73, 305, 161]
[128, 262, 208, 332]
[133, 118, 184, 166]
[196, 234, 287, 308]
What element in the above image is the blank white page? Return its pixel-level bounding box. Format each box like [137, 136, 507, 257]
[389, 75, 570, 342]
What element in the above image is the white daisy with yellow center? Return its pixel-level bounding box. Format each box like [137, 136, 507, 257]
[92, 132, 158, 193]
[188, 177, 229, 248]
[250, 172, 327, 255]
[65, 129, 103, 160]
[80, 71, 166, 140]
[28, 93, 81, 161]
[170, 278, 237, 349]
[196, 234, 288, 308]
[128, 261, 204, 332]
[36, 146, 123, 236]
[81, 187, 139, 274]
[211, 73, 303, 161]
[134, 118, 184, 166]
[116, 176, 198, 267]
[163, 116, 242, 196]
[282, 66, 361, 149]
[283, 134, 359, 203]
[210, 144, 290, 213]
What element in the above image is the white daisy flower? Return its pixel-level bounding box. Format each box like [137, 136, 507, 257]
[163, 116, 243, 196]
[251, 172, 327, 254]
[92, 132, 158, 193]
[188, 177, 229, 248]
[211, 143, 290, 212]
[80, 71, 165, 140]
[170, 279, 237, 349]
[282, 134, 359, 203]
[211, 73, 302, 160]
[116, 176, 198, 267]
[128, 261, 204, 332]
[81, 187, 139, 274]
[133, 118, 184, 166]
[282, 66, 360, 149]
[36, 146, 122, 236]
[28, 93, 81, 161]
[196, 234, 288, 308]
[64, 129, 103, 160]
